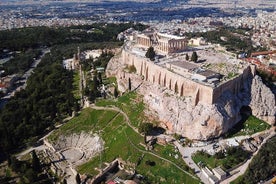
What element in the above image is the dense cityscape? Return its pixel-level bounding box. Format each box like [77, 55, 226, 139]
[0, 0, 275, 184]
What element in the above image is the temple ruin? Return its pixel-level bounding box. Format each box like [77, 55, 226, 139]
[136, 31, 188, 54]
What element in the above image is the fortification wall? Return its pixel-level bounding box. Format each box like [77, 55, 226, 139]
[122, 49, 214, 105]
[213, 66, 254, 103]
[121, 49, 255, 105]
[114, 49, 274, 139]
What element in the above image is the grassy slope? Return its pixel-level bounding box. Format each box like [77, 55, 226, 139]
[192, 149, 250, 171]
[224, 115, 270, 138]
[49, 92, 199, 183]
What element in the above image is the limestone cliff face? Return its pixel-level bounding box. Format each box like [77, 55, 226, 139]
[140, 75, 275, 140]
[248, 76, 276, 125]
[107, 52, 276, 140]
[141, 83, 243, 140]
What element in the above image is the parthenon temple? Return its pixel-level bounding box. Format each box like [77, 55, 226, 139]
[136, 32, 188, 54]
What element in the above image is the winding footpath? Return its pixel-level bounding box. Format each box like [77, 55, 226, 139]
[89, 103, 200, 182]
[90, 103, 276, 184]
[174, 127, 276, 184]
[221, 128, 276, 184]
[174, 141, 210, 184]
[89, 104, 139, 133]
[1, 49, 50, 108]
[17, 98, 275, 184]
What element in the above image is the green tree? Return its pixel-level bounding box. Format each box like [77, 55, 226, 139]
[98, 72, 102, 84]
[139, 123, 153, 143]
[128, 78, 131, 91]
[24, 168, 36, 183]
[191, 51, 198, 62]
[113, 87, 119, 98]
[237, 136, 276, 184]
[31, 150, 41, 172]
[8, 156, 20, 172]
[76, 173, 81, 184]
[185, 53, 189, 61]
[128, 65, 136, 73]
[63, 179, 68, 184]
[88, 90, 96, 102]
[145, 46, 155, 61]
[93, 70, 99, 92]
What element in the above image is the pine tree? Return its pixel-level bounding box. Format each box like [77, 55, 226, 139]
[63, 178, 68, 184]
[145, 46, 155, 61]
[98, 72, 102, 84]
[114, 87, 118, 98]
[185, 53, 189, 61]
[76, 173, 81, 184]
[32, 150, 41, 172]
[128, 78, 131, 91]
[93, 70, 99, 92]
[191, 51, 198, 62]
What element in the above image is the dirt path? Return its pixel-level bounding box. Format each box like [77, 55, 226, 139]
[123, 131, 199, 181]
[90, 104, 200, 181]
[89, 104, 139, 133]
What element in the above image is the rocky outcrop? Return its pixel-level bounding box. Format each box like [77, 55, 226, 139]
[141, 82, 243, 140]
[106, 52, 143, 92]
[107, 51, 276, 140]
[249, 76, 276, 125]
[140, 75, 275, 140]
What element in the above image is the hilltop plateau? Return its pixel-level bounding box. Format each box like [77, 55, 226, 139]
[107, 43, 276, 140]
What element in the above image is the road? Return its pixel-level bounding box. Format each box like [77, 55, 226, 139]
[1, 48, 50, 103]
[174, 127, 276, 184]
[221, 128, 276, 184]
[174, 141, 211, 184]
[21, 49, 50, 88]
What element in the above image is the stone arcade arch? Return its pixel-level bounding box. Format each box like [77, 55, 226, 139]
[144, 61, 147, 72]
[164, 75, 167, 86]
[158, 73, 161, 85]
[175, 82, 178, 94]
[169, 79, 172, 90]
[180, 84, 184, 96]
[146, 67, 149, 81]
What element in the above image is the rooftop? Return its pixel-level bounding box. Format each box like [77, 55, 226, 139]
[212, 166, 227, 176]
[194, 68, 219, 77]
[169, 61, 198, 70]
[251, 50, 276, 57]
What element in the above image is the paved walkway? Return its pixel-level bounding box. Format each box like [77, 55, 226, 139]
[221, 128, 276, 184]
[174, 141, 211, 184]
[174, 127, 276, 184]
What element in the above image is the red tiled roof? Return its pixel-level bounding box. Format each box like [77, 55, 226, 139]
[107, 181, 116, 184]
[0, 83, 7, 88]
[251, 50, 276, 57]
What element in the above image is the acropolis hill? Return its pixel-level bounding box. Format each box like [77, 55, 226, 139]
[107, 31, 276, 140]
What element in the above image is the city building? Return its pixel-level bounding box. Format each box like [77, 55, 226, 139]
[212, 166, 227, 181]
